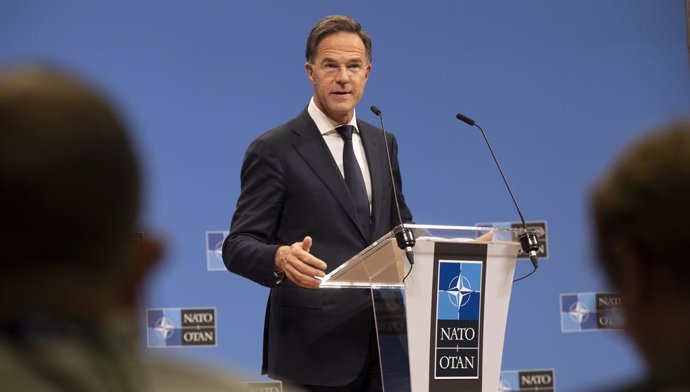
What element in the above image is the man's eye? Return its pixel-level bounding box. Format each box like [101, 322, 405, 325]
[347, 65, 362, 71]
[323, 63, 339, 69]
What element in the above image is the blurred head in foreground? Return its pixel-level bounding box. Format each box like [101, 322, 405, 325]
[591, 120, 690, 386]
[0, 66, 254, 391]
[0, 67, 162, 320]
[0, 68, 160, 319]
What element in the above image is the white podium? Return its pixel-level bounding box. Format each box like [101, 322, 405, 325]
[320, 224, 521, 392]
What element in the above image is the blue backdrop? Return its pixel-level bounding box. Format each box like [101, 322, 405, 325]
[2, 1, 689, 390]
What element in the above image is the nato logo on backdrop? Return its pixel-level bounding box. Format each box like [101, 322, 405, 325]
[206, 231, 229, 271]
[499, 369, 555, 392]
[433, 260, 483, 379]
[560, 292, 624, 332]
[147, 307, 217, 347]
[475, 221, 548, 260]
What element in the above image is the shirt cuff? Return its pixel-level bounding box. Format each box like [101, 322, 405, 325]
[273, 270, 285, 285]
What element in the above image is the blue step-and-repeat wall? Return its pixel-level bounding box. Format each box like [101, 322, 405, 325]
[2, 1, 689, 391]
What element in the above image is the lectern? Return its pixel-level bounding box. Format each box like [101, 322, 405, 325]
[320, 224, 522, 392]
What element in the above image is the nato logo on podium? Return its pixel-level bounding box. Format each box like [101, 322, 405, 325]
[434, 260, 484, 379]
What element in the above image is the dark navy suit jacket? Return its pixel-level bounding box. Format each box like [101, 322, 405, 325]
[223, 109, 412, 386]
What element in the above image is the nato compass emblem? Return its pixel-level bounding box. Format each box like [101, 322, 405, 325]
[206, 231, 228, 271]
[153, 316, 176, 340]
[148, 308, 183, 347]
[560, 293, 598, 332]
[442, 268, 478, 319]
[568, 301, 590, 324]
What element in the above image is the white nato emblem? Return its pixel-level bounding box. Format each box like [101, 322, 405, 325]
[444, 273, 474, 311]
[153, 317, 175, 339]
[568, 301, 590, 324]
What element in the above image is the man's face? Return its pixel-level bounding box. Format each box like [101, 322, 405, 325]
[306, 32, 371, 124]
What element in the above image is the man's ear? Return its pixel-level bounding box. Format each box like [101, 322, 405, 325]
[363, 62, 371, 82]
[305, 62, 315, 84]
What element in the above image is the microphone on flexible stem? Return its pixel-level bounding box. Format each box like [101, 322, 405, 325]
[370, 105, 415, 265]
[455, 113, 539, 270]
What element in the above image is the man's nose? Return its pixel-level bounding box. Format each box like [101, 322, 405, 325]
[335, 65, 351, 83]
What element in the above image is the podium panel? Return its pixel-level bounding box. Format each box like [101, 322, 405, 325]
[321, 225, 521, 392]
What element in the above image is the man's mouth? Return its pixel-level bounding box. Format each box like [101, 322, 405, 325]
[332, 91, 351, 96]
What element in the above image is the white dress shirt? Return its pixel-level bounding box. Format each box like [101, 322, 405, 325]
[307, 97, 372, 208]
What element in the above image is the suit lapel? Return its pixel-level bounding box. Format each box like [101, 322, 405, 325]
[289, 110, 368, 241]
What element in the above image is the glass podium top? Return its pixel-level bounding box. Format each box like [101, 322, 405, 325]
[319, 224, 531, 288]
[404, 223, 539, 243]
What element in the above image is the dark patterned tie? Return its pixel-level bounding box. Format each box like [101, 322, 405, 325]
[335, 125, 370, 236]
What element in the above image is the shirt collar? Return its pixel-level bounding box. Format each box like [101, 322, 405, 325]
[307, 97, 359, 136]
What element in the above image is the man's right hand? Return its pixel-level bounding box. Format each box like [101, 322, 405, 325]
[275, 236, 327, 289]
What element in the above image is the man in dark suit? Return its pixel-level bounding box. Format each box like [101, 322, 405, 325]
[223, 15, 413, 392]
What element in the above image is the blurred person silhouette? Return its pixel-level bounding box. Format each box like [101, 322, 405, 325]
[591, 120, 690, 392]
[0, 66, 248, 392]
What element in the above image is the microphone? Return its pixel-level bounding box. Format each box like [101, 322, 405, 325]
[370, 105, 415, 265]
[455, 113, 475, 126]
[455, 113, 539, 269]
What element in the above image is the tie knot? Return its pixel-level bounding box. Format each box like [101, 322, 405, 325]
[335, 125, 355, 141]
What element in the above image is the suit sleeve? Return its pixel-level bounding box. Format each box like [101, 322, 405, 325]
[223, 138, 285, 287]
[388, 134, 414, 224]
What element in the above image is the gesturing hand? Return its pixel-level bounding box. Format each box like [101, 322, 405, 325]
[275, 236, 327, 289]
